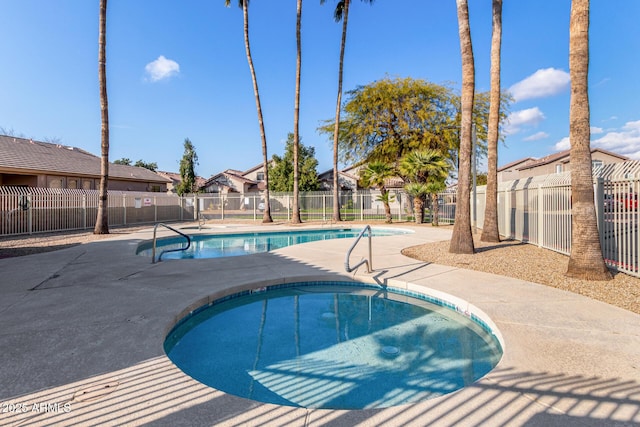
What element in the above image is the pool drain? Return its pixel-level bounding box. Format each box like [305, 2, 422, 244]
[382, 346, 400, 356]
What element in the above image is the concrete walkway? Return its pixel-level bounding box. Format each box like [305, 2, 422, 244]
[0, 224, 638, 427]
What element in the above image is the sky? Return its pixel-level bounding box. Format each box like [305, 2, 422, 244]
[1, 0, 640, 179]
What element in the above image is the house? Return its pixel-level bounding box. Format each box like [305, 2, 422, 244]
[318, 164, 406, 191]
[318, 165, 360, 191]
[156, 170, 206, 194]
[200, 163, 267, 196]
[0, 135, 171, 191]
[497, 157, 537, 182]
[500, 148, 628, 181]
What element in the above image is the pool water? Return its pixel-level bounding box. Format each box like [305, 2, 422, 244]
[137, 228, 410, 260]
[165, 282, 503, 409]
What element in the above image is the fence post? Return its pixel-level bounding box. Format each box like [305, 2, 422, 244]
[503, 187, 510, 238]
[122, 194, 127, 225]
[193, 194, 198, 221]
[322, 193, 326, 222]
[595, 177, 604, 241]
[154, 196, 158, 222]
[82, 194, 87, 229]
[221, 196, 225, 221]
[27, 193, 33, 234]
[537, 184, 544, 248]
[360, 192, 364, 222]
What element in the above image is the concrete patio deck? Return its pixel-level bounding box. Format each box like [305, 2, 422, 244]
[0, 224, 638, 427]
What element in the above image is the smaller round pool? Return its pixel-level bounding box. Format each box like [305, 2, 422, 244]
[165, 282, 503, 409]
[137, 227, 411, 260]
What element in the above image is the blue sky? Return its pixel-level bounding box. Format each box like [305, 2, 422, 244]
[1, 0, 639, 178]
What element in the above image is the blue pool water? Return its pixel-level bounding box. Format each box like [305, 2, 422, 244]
[165, 282, 503, 409]
[137, 228, 411, 260]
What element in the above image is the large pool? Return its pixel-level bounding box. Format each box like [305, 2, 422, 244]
[137, 227, 411, 260]
[165, 282, 503, 409]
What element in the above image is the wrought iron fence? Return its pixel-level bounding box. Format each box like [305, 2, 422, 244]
[4, 161, 638, 279]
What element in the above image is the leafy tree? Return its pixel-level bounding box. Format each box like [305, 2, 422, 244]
[320, 0, 374, 222]
[320, 76, 458, 168]
[94, 0, 110, 235]
[359, 161, 395, 223]
[449, 0, 475, 255]
[134, 160, 158, 172]
[318, 77, 510, 177]
[481, 0, 503, 243]
[225, 0, 273, 223]
[566, 0, 611, 280]
[176, 138, 198, 195]
[113, 158, 132, 166]
[269, 134, 320, 192]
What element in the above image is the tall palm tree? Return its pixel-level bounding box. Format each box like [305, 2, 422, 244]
[450, 0, 475, 254]
[226, 0, 272, 223]
[321, 0, 374, 222]
[481, 0, 502, 243]
[291, 0, 303, 224]
[94, 0, 109, 235]
[359, 161, 395, 223]
[566, 0, 611, 280]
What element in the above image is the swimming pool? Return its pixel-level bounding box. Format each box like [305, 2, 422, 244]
[137, 227, 411, 260]
[165, 281, 503, 409]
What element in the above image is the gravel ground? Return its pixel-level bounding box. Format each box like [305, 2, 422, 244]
[402, 226, 640, 315]
[1, 225, 638, 315]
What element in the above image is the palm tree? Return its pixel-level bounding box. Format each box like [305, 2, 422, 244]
[291, 0, 303, 224]
[404, 183, 429, 224]
[566, 0, 611, 280]
[226, 0, 273, 223]
[359, 161, 395, 223]
[94, 0, 109, 235]
[399, 149, 450, 225]
[450, 0, 475, 254]
[425, 180, 447, 226]
[321, 0, 374, 222]
[481, 0, 502, 243]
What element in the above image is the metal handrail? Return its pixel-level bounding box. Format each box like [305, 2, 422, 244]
[151, 223, 191, 264]
[344, 225, 373, 273]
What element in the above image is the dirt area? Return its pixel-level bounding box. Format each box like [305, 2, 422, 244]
[1, 224, 638, 315]
[402, 226, 640, 315]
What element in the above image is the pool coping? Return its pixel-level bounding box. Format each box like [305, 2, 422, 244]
[0, 223, 638, 426]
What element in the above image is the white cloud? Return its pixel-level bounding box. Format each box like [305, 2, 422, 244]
[504, 107, 546, 135]
[552, 120, 640, 159]
[508, 68, 570, 102]
[592, 120, 640, 159]
[553, 137, 570, 151]
[591, 126, 604, 134]
[145, 55, 180, 82]
[523, 131, 549, 141]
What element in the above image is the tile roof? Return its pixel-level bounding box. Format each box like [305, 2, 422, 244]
[0, 135, 170, 183]
[497, 157, 537, 172]
[516, 148, 628, 171]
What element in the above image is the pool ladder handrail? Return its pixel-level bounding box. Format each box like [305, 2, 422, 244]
[344, 225, 372, 273]
[151, 223, 191, 264]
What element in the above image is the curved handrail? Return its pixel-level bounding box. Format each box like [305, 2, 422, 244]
[151, 223, 191, 264]
[344, 225, 373, 273]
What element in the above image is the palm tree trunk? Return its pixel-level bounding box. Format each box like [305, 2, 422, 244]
[242, 1, 273, 223]
[291, 0, 302, 224]
[413, 197, 424, 224]
[331, 0, 350, 222]
[431, 193, 440, 227]
[481, 0, 502, 243]
[450, 0, 475, 254]
[94, 0, 109, 235]
[566, 0, 611, 280]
